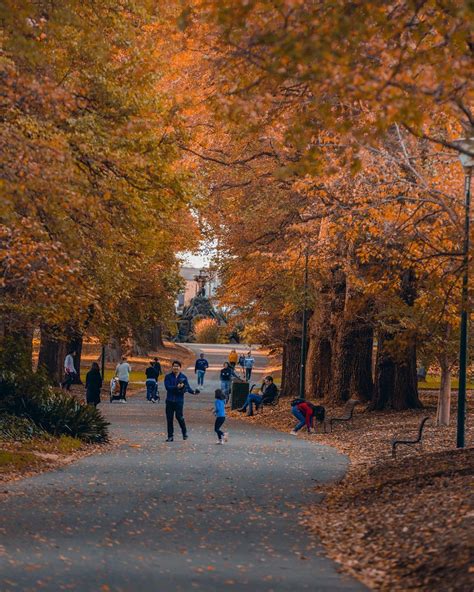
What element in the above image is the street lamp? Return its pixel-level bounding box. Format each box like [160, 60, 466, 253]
[453, 137, 474, 448]
[299, 243, 310, 399]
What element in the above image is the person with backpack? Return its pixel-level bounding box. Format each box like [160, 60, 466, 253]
[164, 360, 199, 442]
[213, 389, 227, 444]
[290, 399, 325, 435]
[85, 362, 102, 407]
[194, 353, 209, 387]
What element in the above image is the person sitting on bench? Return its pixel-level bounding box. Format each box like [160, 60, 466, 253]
[238, 376, 278, 416]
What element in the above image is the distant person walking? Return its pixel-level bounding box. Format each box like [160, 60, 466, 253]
[214, 389, 227, 444]
[61, 350, 77, 391]
[228, 349, 238, 369]
[164, 361, 199, 442]
[85, 362, 102, 407]
[244, 351, 255, 381]
[115, 356, 131, 402]
[194, 353, 209, 387]
[220, 361, 237, 404]
[145, 361, 159, 403]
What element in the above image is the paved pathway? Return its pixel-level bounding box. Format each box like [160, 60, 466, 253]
[0, 344, 366, 591]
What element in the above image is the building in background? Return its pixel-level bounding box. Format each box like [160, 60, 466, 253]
[176, 266, 219, 312]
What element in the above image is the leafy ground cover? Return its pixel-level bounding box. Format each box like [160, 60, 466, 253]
[0, 435, 104, 483]
[229, 391, 473, 591]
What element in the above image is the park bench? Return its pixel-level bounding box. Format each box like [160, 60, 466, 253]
[391, 416, 430, 458]
[326, 399, 358, 432]
[249, 384, 280, 413]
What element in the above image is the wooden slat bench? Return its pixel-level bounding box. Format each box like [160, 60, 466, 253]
[327, 400, 358, 432]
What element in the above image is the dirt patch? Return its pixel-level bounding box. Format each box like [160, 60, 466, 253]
[230, 392, 473, 591]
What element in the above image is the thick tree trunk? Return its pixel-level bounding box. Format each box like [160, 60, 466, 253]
[371, 331, 422, 410]
[105, 337, 122, 363]
[437, 353, 451, 426]
[38, 325, 67, 384]
[330, 321, 374, 403]
[150, 324, 164, 350]
[280, 335, 301, 398]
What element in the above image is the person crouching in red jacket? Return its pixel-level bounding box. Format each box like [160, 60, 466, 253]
[290, 400, 316, 435]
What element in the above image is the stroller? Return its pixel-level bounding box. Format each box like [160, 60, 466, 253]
[109, 377, 122, 403]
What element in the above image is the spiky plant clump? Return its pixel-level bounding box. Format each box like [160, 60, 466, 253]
[0, 413, 44, 441]
[0, 379, 109, 443]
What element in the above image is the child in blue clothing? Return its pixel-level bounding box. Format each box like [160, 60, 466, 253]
[214, 389, 227, 444]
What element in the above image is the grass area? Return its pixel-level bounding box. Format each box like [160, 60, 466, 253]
[0, 450, 42, 473]
[30, 435, 83, 454]
[79, 369, 152, 384]
[418, 374, 474, 390]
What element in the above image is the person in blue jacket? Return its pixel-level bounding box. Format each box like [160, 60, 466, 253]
[214, 389, 227, 444]
[194, 353, 209, 387]
[164, 360, 199, 442]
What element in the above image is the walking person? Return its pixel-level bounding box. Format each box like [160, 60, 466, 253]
[115, 356, 131, 402]
[228, 349, 238, 369]
[243, 351, 255, 382]
[85, 362, 102, 407]
[214, 389, 227, 444]
[145, 361, 159, 403]
[61, 350, 77, 391]
[164, 360, 199, 442]
[220, 361, 237, 404]
[194, 353, 209, 387]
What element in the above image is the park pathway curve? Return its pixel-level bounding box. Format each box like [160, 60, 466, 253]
[0, 343, 366, 592]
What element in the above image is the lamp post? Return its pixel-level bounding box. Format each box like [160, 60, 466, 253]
[453, 137, 474, 448]
[299, 243, 310, 399]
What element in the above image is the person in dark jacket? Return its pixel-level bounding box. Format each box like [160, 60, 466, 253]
[238, 376, 278, 416]
[220, 362, 237, 404]
[164, 361, 199, 442]
[85, 362, 103, 407]
[145, 361, 159, 402]
[194, 353, 209, 387]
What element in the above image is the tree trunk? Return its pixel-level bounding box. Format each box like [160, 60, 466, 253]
[150, 324, 164, 350]
[105, 337, 122, 363]
[38, 325, 67, 384]
[280, 335, 301, 398]
[437, 353, 451, 426]
[130, 339, 149, 356]
[371, 331, 422, 410]
[330, 320, 374, 403]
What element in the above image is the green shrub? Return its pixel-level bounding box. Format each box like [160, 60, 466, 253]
[0, 414, 44, 441]
[0, 380, 109, 444]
